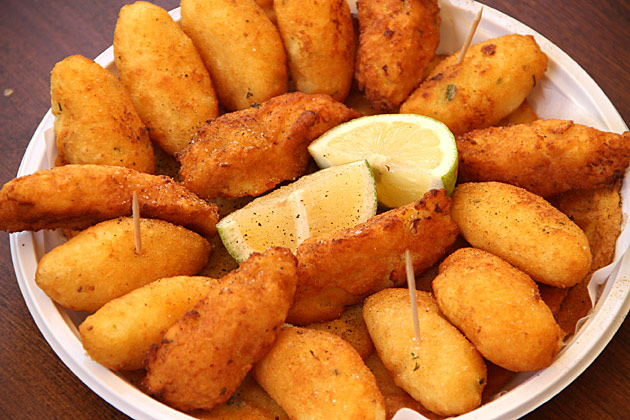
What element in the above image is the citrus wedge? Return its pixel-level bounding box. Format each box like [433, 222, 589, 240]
[308, 114, 458, 208]
[217, 160, 377, 262]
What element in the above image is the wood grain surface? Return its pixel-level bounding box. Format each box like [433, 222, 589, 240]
[0, 1, 628, 419]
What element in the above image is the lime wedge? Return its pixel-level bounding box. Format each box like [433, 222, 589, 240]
[217, 160, 377, 262]
[308, 114, 458, 208]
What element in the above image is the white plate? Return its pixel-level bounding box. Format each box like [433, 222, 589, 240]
[10, 1, 630, 419]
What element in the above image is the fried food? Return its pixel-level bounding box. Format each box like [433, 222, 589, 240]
[306, 304, 374, 360]
[288, 189, 459, 325]
[363, 288, 486, 416]
[400, 34, 548, 135]
[178, 92, 360, 199]
[180, 0, 288, 110]
[80, 276, 216, 370]
[144, 247, 297, 411]
[114, 1, 219, 155]
[355, 0, 440, 111]
[364, 353, 441, 420]
[434, 248, 566, 372]
[0, 164, 220, 237]
[457, 119, 630, 197]
[51, 55, 154, 172]
[274, 0, 355, 102]
[252, 327, 386, 420]
[199, 234, 240, 279]
[451, 182, 592, 288]
[497, 99, 538, 126]
[192, 375, 289, 420]
[35, 218, 211, 312]
[254, 0, 276, 24]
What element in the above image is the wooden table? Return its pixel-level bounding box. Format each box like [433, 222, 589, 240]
[0, 1, 628, 418]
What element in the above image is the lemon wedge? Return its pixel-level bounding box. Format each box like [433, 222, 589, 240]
[308, 114, 458, 208]
[217, 160, 377, 262]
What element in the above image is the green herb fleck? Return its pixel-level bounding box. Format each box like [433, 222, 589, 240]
[413, 362, 420, 371]
[445, 84, 457, 101]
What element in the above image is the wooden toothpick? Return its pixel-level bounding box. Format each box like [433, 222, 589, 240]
[456, 6, 484, 65]
[405, 249, 421, 344]
[132, 191, 142, 254]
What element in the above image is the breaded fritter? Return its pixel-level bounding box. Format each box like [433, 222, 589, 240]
[51, 55, 154, 172]
[181, 0, 288, 110]
[400, 34, 547, 135]
[434, 248, 565, 372]
[287, 189, 459, 325]
[252, 327, 386, 420]
[355, 0, 440, 111]
[178, 92, 360, 199]
[363, 289, 486, 416]
[457, 119, 630, 197]
[451, 182, 591, 288]
[274, 0, 355, 102]
[144, 247, 297, 411]
[36, 218, 211, 313]
[0, 164, 219, 237]
[114, 1, 219, 155]
[497, 99, 538, 126]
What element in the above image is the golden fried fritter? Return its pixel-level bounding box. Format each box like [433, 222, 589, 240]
[0, 164, 219, 237]
[274, 0, 355, 102]
[457, 119, 630, 197]
[400, 34, 547, 135]
[178, 92, 360, 199]
[144, 247, 297, 411]
[114, 1, 219, 155]
[451, 182, 591, 288]
[497, 99, 538, 126]
[252, 327, 386, 420]
[181, 0, 288, 110]
[434, 248, 565, 372]
[355, 0, 440, 111]
[287, 189, 459, 325]
[51, 55, 154, 172]
[36, 218, 211, 313]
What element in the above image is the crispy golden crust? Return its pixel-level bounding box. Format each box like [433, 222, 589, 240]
[306, 304, 375, 360]
[497, 99, 538, 126]
[274, 0, 355, 102]
[434, 248, 565, 372]
[80, 276, 217, 370]
[144, 247, 298, 411]
[363, 289, 486, 416]
[355, 0, 440, 111]
[114, 1, 219, 155]
[287, 189, 459, 325]
[252, 327, 386, 420]
[400, 34, 548, 134]
[51, 55, 154, 172]
[0, 164, 219, 237]
[451, 182, 592, 288]
[178, 92, 360, 199]
[191, 375, 289, 420]
[36, 218, 211, 313]
[180, 0, 288, 110]
[457, 120, 630, 197]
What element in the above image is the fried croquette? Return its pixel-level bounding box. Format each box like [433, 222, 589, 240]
[252, 327, 386, 420]
[457, 119, 630, 197]
[80, 276, 217, 370]
[363, 289, 486, 416]
[451, 182, 592, 288]
[434, 248, 566, 372]
[306, 304, 374, 360]
[355, 0, 440, 111]
[114, 1, 219, 155]
[287, 189, 459, 325]
[181, 0, 288, 110]
[497, 99, 538, 126]
[144, 248, 297, 411]
[177, 92, 360, 199]
[274, 0, 355, 102]
[0, 164, 219, 237]
[51, 55, 154, 172]
[400, 34, 548, 134]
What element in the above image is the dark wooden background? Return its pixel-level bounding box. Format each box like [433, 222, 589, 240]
[0, 0, 628, 419]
